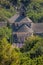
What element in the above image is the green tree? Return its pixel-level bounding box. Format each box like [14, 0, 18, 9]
[0, 27, 12, 43]
[0, 38, 20, 65]
[26, 0, 43, 22]
[20, 36, 43, 58]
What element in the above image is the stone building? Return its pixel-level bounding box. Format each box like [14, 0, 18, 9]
[0, 14, 43, 48]
[9, 13, 43, 44]
[9, 13, 33, 43]
[31, 23, 43, 37]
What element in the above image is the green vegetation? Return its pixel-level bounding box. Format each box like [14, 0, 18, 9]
[0, 37, 20, 65]
[0, 0, 43, 22]
[0, 0, 43, 65]
[26, 0, 43, 22]
[0, 27, 12, 43]
[17, 0, 43, 22]
[0, 32, 43, 65]
[0, 7, 15, 18]
[0, 0, 16, 21]
[0, 7, 16, 21]
[19, 36, 43, 65]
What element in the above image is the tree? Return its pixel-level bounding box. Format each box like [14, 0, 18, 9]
[26, 0, 43, 22]
[20, 36, 43, 58]
[0, 27, 12, 43]
[0, 38, 20, 65]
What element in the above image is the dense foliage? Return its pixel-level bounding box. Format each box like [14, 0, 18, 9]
[17, 0, 43, 22]
[0, 0, 43, 22]
[20, 36, 43, 65]
[0, 38, 20, 65]
[26, 0, 43, 22]
[9, 0, 43, 22]
[0, 27, 12, 44]
[0, 0, 16, 21]
[0, 0, 43, 65]
[0, 34, 43, 65]
[0, 27, 12, 39]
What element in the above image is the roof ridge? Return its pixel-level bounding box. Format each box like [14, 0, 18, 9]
[17, 24, 32, 32]
[18, 24, 30, 30]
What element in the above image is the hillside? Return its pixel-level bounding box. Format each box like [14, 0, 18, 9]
[0, 0, 16, 21]
[0, 0, 43, 22]
[26, 0, 43, 22]
[0, 0, 43, 65]
[0, 35, 43, 65]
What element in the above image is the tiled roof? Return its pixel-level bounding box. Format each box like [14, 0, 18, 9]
[9, 14, 32, 23]
[32, 23, 43, 33]
[8, 14, 43, 34]
[9, 14, 19, 23]
[17, 24, 33, 32]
